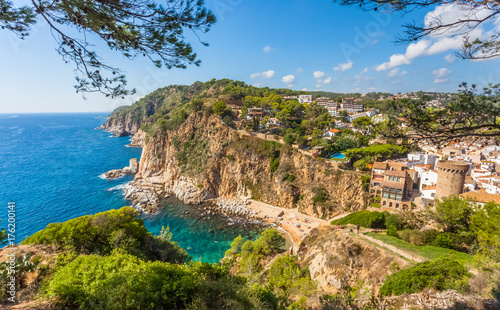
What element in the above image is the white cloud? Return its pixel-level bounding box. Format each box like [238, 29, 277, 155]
[367, 87, 377, 91]
[388, 68, 407, 77]
[302, 88, 308, 91]
[316, 84, 322, 89]
[445, 54, 456, 63]
[313, 71, 325, 79]
[362, 67, 369, 73]
[263, 46, 272, 53]
[433, 68, 451, 83]
[251, 70, 275, 79]
[375, 4, 493, 71]
[297, 67, 304, 73]
[323, 77, 332, 84]
[334, 60, 354, 72]
[282, 75, 295, 84]
[253, 83, 261, 87]
[262, 70, 275, 78]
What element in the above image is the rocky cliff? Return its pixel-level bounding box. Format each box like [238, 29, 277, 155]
[295, 225, 407, 296]
[127, 111, 367, 218]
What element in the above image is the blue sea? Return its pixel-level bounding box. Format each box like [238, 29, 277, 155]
[0, 113, 260, 263]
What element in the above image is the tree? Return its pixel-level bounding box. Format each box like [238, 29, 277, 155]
[427, 196, 474, 233]
[267, 255, 315, 306]
[336, 110, 349, 123]
[213, 100, 228, 115]
[335, 137, 358, 152]
[470, 202, 500, 268]
[352, 116, 372, 135]
[394, 83, 500, 143]
[0, 0, 216, 97]
[284, 129, 296, 145]
[191, 99, 204, 112]
[333, 0, 500, 60]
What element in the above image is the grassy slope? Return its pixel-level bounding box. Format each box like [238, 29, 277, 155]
[365, 232, 474, 264]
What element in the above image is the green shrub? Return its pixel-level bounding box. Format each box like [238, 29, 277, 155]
[380, 257, 471, 296]
[43, 252, 262, 310]
[22, 207, 189, 263]
[312, 187, 328, 204]
[267, 255, 315, 306]
[387, 226, 399, 238]
[235, 229, 286, 277]
[226, 154, 235, 161]
[270, 158, 280, 172]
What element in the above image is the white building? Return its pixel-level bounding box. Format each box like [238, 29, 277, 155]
[298, 95, 313, 104]
[407, 153, 438, 169]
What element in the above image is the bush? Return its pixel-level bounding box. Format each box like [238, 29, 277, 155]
[223, 115, 234, 128]
[380, 257, 471, 296]
[270, 158, 280, 172]
[312, 187, 328, 204]
[22, 207, 189, 263]
[387, 226, 399, 238]
[43, 252, 263, 310]
[267, 255, 315, 307]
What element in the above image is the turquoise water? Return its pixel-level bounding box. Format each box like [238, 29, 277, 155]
[0, 113, 260, 263]
[332, 153, 345, 159]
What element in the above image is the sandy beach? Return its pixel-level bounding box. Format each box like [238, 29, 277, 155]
[246, 199, 328, 245]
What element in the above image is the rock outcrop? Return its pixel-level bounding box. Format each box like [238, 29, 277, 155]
[296, 225, 408, 296]
[127, 130, 146, 147]
[103, 169, 124, 180]
[103, 158, 140, 180]
[128, 112, 367, 217]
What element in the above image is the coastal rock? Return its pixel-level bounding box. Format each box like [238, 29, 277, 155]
[124, 180, 161, 212]
[114, 129, 129, 137]
[104, 169, 123, 180]
[127, 130, 146, 147]
[129, 158, 139, 174]
[103, 158, 139, 180]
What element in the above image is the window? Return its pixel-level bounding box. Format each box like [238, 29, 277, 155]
[396, 203, 399, 208]
[389, 202, 393, 208]
[383, 201, 386, 206]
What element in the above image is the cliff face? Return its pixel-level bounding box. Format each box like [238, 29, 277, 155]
[130, 112, 367, 218]
[100, 112, 143, 135]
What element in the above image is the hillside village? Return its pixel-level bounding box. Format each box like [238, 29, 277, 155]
[220, 88, 500, 213]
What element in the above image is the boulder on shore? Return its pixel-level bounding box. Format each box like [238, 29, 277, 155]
[104, 169, 123, 180]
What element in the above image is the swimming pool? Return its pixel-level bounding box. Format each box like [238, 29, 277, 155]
[331, 153, 345, 159]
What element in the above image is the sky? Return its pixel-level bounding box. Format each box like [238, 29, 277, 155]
[0, 0, 499, 113]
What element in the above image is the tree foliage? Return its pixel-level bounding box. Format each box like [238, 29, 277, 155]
[379, 257, 471, 296]
[0, 0, 216, 97]
[43, 252, 263, 310]
[470, 201, 500, 268]
[395, 83, 500, 143]
[427, 196, 474, 233]
[21, 207, 189, 263]
[267, 255, 315, 305]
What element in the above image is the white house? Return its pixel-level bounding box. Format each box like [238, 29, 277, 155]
[298, 95, 313, 104]
[419, 169, 438, 192]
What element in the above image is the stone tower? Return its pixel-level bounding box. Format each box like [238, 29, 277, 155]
[436, 160, 470, 199]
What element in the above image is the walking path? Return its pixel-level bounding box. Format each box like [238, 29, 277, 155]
[356, 231, 425, 262]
